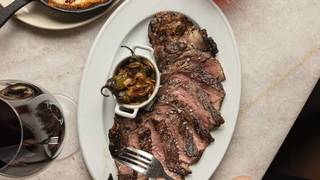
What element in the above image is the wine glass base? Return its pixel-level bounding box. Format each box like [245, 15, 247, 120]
[53, 94, 79, 160]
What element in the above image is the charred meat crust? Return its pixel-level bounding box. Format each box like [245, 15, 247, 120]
[153, 43, 187, 70]
[151, 120, 191, 176]
[173, 102, 215, 143]
[148, 11, 194, 46]
[160, 77, 224, 129]
[200, 29, 219, 57]
[118, 172, 138, 180]
[109, 122, 122, 157]
[166, 49, 224, 76]
[162, 73, 225, 111]
[157, 94, 214, 143]
[178, 116, 200, 158]
[138, 128, 152, 153]
[148, 11, 219, 73]
[196, 88, 225, 128]
[152, 105, 202, 163]
[161, 57, 225, 87]
[109, 117, 140, 179]
[148, 11, 218, 57]
[109, 116, 139, 156]
[144, 120, 185, 180]
[161, 64, 219, 87]
[201, 82, 226, 111]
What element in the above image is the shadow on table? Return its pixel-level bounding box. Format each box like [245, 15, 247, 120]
[263, 79, 320, 180]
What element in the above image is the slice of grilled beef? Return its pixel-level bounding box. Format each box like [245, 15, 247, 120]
[109, 116, 139, 156]
[202, 83, 225, 111]
[175, 50, 225, 80]
[156, 95, 214, 143]
[161, 51, 225, 86]
[109, 116, 140, 180]
[141, 118, 184, 180]
[148, 11, 194, 46]
[152, 32, 219, 70]
[142, 110, 192, 176]
[166, 74, 224, 126]
[151, 119, 191, 176]
[138, 127, 152, 153]
[148, 11, 218, 60]
[135, 126, 151, 180]
[159, 77, 224, 130]
[152, 105, 202, 164]
[166, 73, 225, 111]
[115, 167, 137, 180]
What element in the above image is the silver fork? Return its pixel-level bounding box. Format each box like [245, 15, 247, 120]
[114, 147, 174, 180]
[38, 136, 59, 145]
[23, 136, 59, 146]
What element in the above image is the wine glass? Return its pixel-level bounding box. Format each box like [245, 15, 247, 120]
[0, 80, 77, 178]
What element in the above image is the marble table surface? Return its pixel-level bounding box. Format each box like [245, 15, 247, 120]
[1, 0, 320, 179]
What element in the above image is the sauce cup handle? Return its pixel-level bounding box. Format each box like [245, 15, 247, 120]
[133, 44, 154, 57]
[115, 104, 139, 119]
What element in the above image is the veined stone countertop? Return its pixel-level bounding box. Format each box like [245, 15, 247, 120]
[1, 0, 320, 179]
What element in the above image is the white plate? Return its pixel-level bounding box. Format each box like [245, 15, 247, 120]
[0, 0, 122, 30]
[78, 0, 241, 179]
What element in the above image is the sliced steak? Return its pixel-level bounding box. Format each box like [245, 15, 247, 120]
[151, 119, 191, 176]
[152, 31, 219, 70]
[161, 60, 223, 89]
[110, 10, 226, 180]
[161, 50, 225, 85]
[176, 50, 224, 81]
[109, 116, 140, 180]
[158, 82, 222, 130]
[166, 73, 225, 111]
[149, 11, 218, 58]
[117, 168, 137, 180]
[135, 127, 151, 180]
[141, 118, 184, 180]
[109, 116, 138, 156]
[157, 94, 215, 144]
[153, 43, 188, 70]
[148, 11, 194, 46]
[137, 127, 152, 153]
[156, 94, 214, 144]
[179, 28, 218, 56]
[163, 74, 224, 128]
[202, 83, 225, 111]
[152, 105, 202, 164]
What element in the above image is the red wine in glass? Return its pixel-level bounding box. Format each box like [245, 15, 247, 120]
[0, 80, 65, 178]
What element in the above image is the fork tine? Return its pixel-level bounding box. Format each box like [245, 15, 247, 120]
[116, 159, 147, 175]
[126, 147, 153, 159]
[48, 137, 59, 145]
[118, 154, 149, 169]
[122, 151, 151, 164]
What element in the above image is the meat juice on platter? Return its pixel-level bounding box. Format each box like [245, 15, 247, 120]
[108, 11, 226, 180]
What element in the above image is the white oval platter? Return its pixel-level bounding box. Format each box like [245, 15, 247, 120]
[78, 0, 241, 179]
